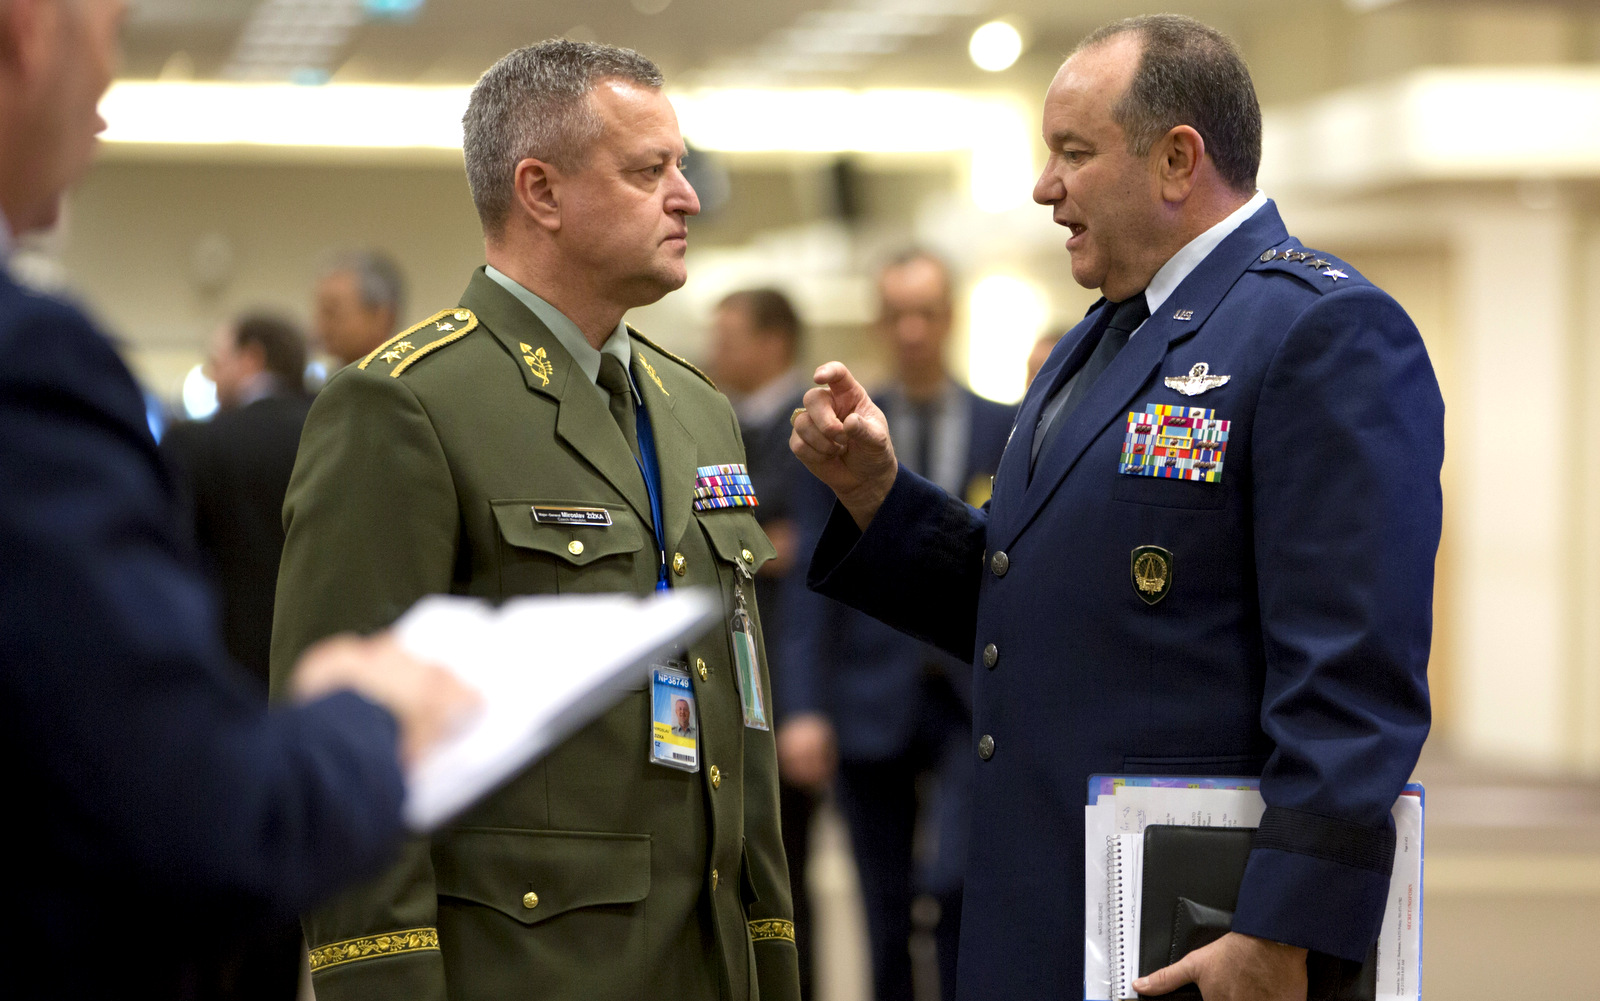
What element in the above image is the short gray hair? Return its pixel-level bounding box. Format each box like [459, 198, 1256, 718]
[462, 39, 665, 233]
[321, 250, 405, 320]
[1076, 15, 1262, 193]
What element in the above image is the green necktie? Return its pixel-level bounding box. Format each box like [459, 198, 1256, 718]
[597, 353, 641, 460]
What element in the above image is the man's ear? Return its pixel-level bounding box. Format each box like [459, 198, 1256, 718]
[1155, 125, 1206, 203]
[512, 157, 563, 233]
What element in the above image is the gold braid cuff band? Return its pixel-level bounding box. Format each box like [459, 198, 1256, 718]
[748, 918, 796, 944]
[308, 927, 440, 973]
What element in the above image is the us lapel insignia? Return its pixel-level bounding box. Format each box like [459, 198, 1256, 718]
[1131, 545, 1173, 605]
[1172, 309, 1194, 321]
[520, 343, 553, 387]
[1164, 362, 1230, 396]
[638, 352, 670, 396]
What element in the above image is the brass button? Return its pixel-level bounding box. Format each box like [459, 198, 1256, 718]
[710, 765, 722, 789]
[1259, 249, 1277, 263]
[567, 540, 584, 556]
[696, 658, 708, 682]
[672, 552, 687, 576]
[740, 547, 754, 564]
[978, 734, 995, 760]
[982, 643, 998, 669]
[710, 868, 719, 890]
[454, 309, 470, 321]
[522, 891, 539, 909]
[990, 551, 1009, 576]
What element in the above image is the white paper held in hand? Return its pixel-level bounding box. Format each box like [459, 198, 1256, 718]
[395, 588, 720, 831]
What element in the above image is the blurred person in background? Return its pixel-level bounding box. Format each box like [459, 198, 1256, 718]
[163, 313, 314, 693]
[1026, 328, 1066, 388]
[0, 0, 476, 996]
[785, 251, 1014, 1001]
[313, 249, 405, 367]
[791, 14, 1441, 1000]
[271, 40, 799, 1001]
[708, 286, 825, 997]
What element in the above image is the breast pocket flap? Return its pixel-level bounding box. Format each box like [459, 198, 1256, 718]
[433, 827, 651, 926]
[492, 500, 644, 566]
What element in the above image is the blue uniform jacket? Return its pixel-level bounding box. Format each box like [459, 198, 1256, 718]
[0, 271, 407, 995]
[809, 202, 1442, 998]
[783, 386, 1013, 760]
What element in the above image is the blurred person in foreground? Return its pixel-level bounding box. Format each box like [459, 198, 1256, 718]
[786, 251, 1013, 1001]
[162, 313, 314, 692]
[271, 40, 798, 1001]
[313, 249, 405, 367]
[791, 14, 1440, 1001]
[707, 286, 823, 996]
[0, 0, 476, 996]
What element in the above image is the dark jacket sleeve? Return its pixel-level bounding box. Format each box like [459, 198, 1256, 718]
[1231, 285, 1440, 960]
[807, 465, 990, 663]
[0, 292, 406, 918]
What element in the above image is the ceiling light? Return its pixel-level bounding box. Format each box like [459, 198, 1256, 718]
[969, 21, 1022, 73]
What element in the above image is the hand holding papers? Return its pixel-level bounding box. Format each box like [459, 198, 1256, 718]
[394, 588, 719, 831]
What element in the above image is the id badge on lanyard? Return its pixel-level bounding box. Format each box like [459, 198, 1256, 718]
[731, 583, 770, 731]
[650, 662, 700, 772]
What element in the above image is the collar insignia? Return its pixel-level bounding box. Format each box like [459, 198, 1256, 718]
[637, 352, 669, 396]
[520, 343, 553, 387]
[1164, 362, 1230, 397]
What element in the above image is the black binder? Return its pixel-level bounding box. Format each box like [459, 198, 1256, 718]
[1136, 825, 1377, 1001]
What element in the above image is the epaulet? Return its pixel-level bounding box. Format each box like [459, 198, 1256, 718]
[1250, 247, 1367, 293]
[357, 308, 479, 377]
[629, 327, 717, 391]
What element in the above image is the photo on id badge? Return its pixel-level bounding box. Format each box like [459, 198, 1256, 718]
[651, 665, 700, 771]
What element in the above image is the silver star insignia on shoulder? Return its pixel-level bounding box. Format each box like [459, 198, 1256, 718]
[1164, 361, 1230, 397]
[436, 321, 455, 331]
[1321, 269, 1348, 281]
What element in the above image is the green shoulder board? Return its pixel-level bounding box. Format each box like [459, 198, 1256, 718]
[630, 328, 717, 391]
[358, 308, 480, 377]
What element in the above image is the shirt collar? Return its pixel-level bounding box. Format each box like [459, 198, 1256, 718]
[485, 265, 634, 398]
[732, 367, 805, 427]
[1142, 189, 1270, 316]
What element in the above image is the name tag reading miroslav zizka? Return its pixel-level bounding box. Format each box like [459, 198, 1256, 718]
[531, 506, 613, 527]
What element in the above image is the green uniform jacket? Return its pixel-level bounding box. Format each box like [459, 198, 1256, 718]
[269, 268, 799, 1001]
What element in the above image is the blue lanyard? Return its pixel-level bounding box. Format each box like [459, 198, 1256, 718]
[633, 402, 670, 592]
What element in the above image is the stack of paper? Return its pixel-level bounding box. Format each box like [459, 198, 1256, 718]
[1083, 777, 1423, 1001]
[395, 588, 720, 830]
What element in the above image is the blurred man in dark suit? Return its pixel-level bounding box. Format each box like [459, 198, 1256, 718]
[164, 313, 314, 692]
[313, 249, 405, 367]
[785, 252, 1014, 1001]
[708, 286, 826, 996]
[0, 1, 473, 996]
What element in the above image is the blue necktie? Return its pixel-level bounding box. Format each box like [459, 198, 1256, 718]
[1029, 295, 1149, 478]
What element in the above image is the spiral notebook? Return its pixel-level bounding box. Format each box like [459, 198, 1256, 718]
[1085, 777, 1423, 1001]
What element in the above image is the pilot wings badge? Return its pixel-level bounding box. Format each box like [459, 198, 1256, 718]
[1164, 362, 1230, 397]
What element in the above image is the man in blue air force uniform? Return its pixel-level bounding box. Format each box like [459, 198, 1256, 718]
[790, 15, 1442, 1001]
[0, 1, 474, 995]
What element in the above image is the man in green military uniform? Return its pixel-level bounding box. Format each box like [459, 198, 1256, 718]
[270, 40, 799, 1001]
